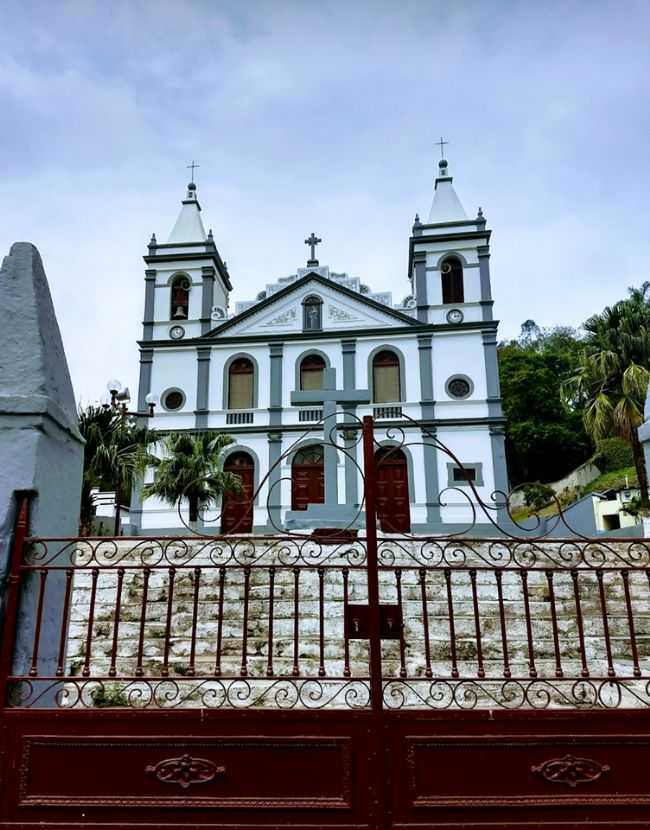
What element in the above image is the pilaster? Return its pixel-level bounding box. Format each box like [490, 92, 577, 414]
[269, 343, 284, 426]
[421, 426, 442, 525]
[482, 330, 503, 418]
[413, 251, 428, 323]
[267, 432, 283, 531]
[137, 348, 154, 412]
[417, 334, 435, 420]
[200, 266, 216, 335]
[195, 346, 211, 429]
[478, 245, 493, 321]
[143, 269, 156, 341]
[489, 424, 509, 525]
[341, 339, 359, 506]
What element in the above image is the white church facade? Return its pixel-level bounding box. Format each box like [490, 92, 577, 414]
[130, 159, 508, 534]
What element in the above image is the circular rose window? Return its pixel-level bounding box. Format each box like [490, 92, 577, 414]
[446, 376, 472, 399]
[162, 389, 185, 411]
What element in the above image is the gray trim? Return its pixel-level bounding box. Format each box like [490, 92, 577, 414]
[413, 253, 427, 323]
[447, 462, 484, 488]
[445, 374, 474, 400]
[144, 251, 233, 291]
[137, 348, 154, 412]
[222, 352, 259, 410]
[294, 348, 331, 391]
[478, 245, 492, 303]
[489, 425, 509, 523]
[269, 343, 284, 426]
[367, 344, 406, 404]
[342, 338, 356, 390]
[417, 335, 434, 420]
[166, 269, 192, 287]
[266, 432, 283, 531]
[143, 270, 156, 342]
[161, 387, 186, 412]
[420, 427, 441, 523]
[482, 330, 503, 417]
[195, 346, 211, 428]
[200, 266, 216, 335]
[221, 444, 261, 506]
[433, 250, 471, 268]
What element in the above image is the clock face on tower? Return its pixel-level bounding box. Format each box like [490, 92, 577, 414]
[446, 308, 464, 324]
[169, 325, 186, 340]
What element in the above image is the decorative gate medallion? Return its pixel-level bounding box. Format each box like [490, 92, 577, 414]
[146, 754, 225, 788]
[531, 754, 610, 788]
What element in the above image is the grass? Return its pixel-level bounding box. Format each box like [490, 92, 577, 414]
[580, 466, 638, 496]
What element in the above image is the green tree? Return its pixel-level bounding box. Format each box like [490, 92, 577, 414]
[78, 406, 156, 535]
[142, 432, 242, 529]
[498, 324, 592, 485]
[564, 283, 650, 504]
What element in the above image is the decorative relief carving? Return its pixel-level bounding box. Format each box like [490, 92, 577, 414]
[146, 754, 225, 789]
[264, 308, 297, 326]
[531, 754, 610, 788]
[328, 305, 358, 322]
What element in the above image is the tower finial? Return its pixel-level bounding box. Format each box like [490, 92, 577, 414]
[187, 160, 200, 184]
[436, 136, 448, 161]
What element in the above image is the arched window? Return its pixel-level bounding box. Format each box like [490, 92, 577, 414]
[170, 275, 190, 320]
[441, 257, 464, 305]
[300, 354, 326, 390]
[372, 350, 401, 403]
[303, 295, 322, 331]
[228, 358, 254, 409]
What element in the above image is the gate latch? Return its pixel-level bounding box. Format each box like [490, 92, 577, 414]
[346, 604, 402, 640]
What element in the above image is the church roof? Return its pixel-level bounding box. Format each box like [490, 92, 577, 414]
[204, 271, 419, 338]
[167, 183, 207, 244]
[427, 160, 467, 223]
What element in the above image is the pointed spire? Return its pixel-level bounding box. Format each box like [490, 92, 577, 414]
[427, 158, 467, 223]
[149, 232, 157, 249]
[167, 182, 207, 244]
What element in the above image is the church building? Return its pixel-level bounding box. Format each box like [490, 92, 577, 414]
[131, 158, 508, 534]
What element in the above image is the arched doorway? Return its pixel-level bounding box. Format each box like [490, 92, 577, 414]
[291, 445, 324, 511]
[375, 447, 411, 532]
[221, 451, 254, 534]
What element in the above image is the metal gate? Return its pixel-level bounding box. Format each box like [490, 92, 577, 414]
[2, 416, 650, 828]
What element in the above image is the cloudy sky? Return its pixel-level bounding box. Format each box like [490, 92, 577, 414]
[0, 0, 648, 403]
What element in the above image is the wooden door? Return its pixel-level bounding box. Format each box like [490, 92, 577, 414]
[375, 447, 411, 532]
[221, 452, 254, 534]
[291, 446, 325, 510]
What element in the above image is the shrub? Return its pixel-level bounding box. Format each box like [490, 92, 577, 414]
[592, 437, 634, 472]
[91, 683, 128, 708]
[522, 482, 555, 512]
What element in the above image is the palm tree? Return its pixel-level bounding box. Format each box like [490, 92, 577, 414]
[78, 406, 156, 535]
[564, 284, 650, 504]
[141, 432, 242, 530]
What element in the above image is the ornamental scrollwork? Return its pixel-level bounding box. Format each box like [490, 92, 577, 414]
[531, 753, 610, 787]
[145, 754, 225, 788]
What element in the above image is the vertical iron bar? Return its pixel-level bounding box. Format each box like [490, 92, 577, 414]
[622, 570, 641, 678]
[342, 567, 351, 678]
[108, 567, 124, 678]
[292, 567, 300, 677]
[28, 569, 48, 676]
[519, 570, 537, 678]
[187, 567, 201, 676]
[135, 567, 150, 678]
[418, 568, 432, 679]
[214, 566, 225, 676]
[395, 568, 407, 678]
[0, 496, 30, 706]
[266, 566, 275, 677]
[596, 570, 615, 678]
[82, 568, 99, 678]
[545, 570, 563, 678]
[469, 569, 485, 679]
[161, 567, 176, 677]
[444, 568, 459, 679]
[571, 569, 589, 678]
[240, 566, 251, 677]
[494, 570, 511, 678]
[56, 568, 74, 677]
[318, 566, 326, 677]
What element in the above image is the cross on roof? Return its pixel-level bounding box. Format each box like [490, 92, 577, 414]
[304, 232, 322, 265]
[436, 137, 448, 159]
[187, 160, 200, 183]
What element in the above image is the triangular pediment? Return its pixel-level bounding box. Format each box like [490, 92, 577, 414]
[205, 274, 417, 339]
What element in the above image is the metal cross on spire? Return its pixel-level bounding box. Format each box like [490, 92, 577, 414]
[436, 137, 448, 160]
[305, 232, 322, 266]
[187, 160, 200, 183]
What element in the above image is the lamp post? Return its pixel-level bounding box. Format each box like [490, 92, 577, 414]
[103, 380, 158, 535]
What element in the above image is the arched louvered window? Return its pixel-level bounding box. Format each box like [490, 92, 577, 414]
[228, 358, 254, 409]
[441, 257, 464, 304]
[300, 354, 326, 391]
[372, 350, 401, 403]
[303, 295, 322, 331]
[170, 275, 190, 320]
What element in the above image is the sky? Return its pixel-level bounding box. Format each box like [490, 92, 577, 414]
[0, 0, 649, 404]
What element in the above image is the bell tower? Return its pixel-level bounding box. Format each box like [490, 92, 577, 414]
[140, 180, 232, 343]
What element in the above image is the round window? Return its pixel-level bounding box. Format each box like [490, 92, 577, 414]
[446, 376, 472, 399]
[162, 389, 184, 411]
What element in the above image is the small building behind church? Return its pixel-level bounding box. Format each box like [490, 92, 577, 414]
[130, 158, 508, 534]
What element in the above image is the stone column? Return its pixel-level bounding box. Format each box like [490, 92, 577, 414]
[0, 243, 84, 682]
